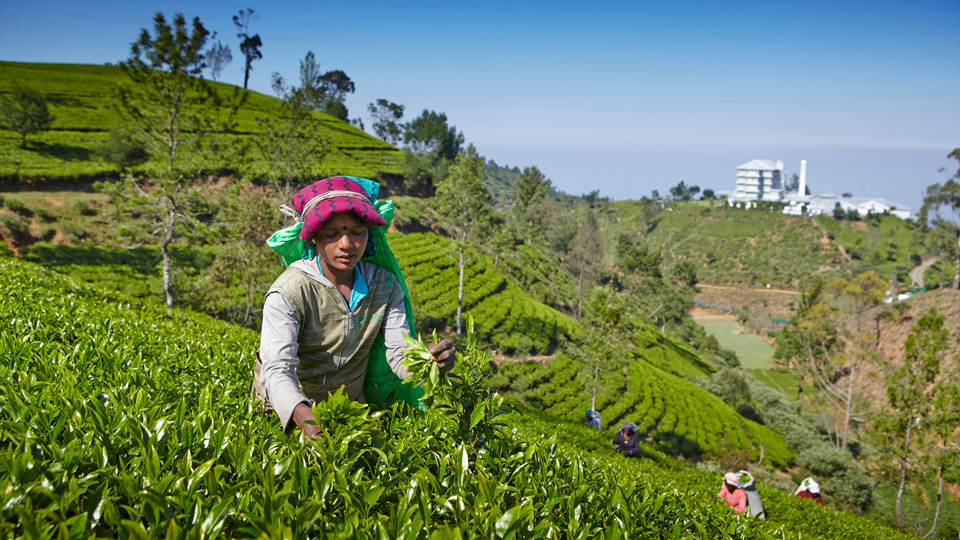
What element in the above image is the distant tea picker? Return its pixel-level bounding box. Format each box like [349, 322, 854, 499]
[251, 176, 456, 439]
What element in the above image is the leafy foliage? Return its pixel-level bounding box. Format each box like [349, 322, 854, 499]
[0, 255, 912, 539]
[0, 85, 54, 148]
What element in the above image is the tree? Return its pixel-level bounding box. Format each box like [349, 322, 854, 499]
[93, 125, 149, 171]
[233, 8, 262, 90]
[368, 99, 405, 145]
[576, 285, 633, 409]
[290, 51, 356, 122]
[922, 382, 960, 539]
[567, 210, 601, 321]
[929, 219, 960, 290]
[257, 63, 330, 205]
[922, 152, 960, 289]
[204, 40, 232, 81]
[318, 69, 355, 120]
[198, 181, 284, 328]
[669, 181, 700, 201]
[404, 109, 463, 160]
[824, 271, 887, 451]
[0, 86, 54, 148]
[433, 145, 491, 336]
[775, 278, 835, 408]
[877, 309, 948, 529]
[701, 188, 715, 200]
[515, 166, 552, 244]
[112, 12, 237, 309]
[402, 110, 464, 192]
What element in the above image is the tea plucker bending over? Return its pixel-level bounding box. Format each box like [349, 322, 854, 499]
[253, 177, 456, 439]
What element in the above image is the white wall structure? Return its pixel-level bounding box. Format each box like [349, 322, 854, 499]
[731, 159, 785, 202]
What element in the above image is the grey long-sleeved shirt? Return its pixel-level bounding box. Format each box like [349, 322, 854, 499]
[259, 259, 411, 431]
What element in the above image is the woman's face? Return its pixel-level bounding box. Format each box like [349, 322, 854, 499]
[314, 213, 369, 275]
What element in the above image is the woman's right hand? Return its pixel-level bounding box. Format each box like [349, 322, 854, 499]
[292, 402, 322, 441]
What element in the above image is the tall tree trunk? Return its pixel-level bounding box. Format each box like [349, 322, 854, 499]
[243, 274, 253, 326]
[161, 203, 176, 310]
[796, 363, 805, 408]
[456, 244, 464, 337]
[922, 449, 944, 540]
[494, 251, 500, 271]
[591, 365, 599, 411]
[576, 267, 584, 322]
[896, 419, 912, 528]
[842, 364, 855, 451]
[954, 249, 959, 290]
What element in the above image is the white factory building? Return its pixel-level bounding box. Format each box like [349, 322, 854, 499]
[724, 159, 913, 220]
[728, 159, 786, 202]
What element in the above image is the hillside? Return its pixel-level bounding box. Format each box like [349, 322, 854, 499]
[389, 231, 581, 353]
[0, 254, 915, 539]
[608, 201, 939, 287]
[0, 61, 403, 182]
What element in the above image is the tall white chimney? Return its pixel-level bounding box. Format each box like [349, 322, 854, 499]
[799, 159, 807, 196]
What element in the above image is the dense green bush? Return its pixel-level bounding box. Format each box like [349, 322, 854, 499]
[4, 197, 30, 216]
[749, 381, 874, 510]
[0, 256, 915, 538]
[0, 213, 27, 237]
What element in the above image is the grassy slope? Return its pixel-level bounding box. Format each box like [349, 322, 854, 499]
[0, 255, 913, 539]
[612, 201, 932, 287]
[0, 61, 403, 181]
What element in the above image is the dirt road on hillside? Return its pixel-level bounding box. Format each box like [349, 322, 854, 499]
[909, 257, 938, 288]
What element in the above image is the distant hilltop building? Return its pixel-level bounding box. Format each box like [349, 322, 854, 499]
[730, 159, 785, 202]
[721, 159, 913, 220]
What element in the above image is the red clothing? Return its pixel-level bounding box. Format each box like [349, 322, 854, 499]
[717, 483, 747, 514]
[796, 490, 824, 506]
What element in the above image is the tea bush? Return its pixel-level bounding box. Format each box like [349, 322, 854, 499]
[0, 256, 913, 538]
[389, 232, 580, 354]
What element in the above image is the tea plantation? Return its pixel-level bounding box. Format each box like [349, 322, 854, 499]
[389, 232, 581, 354]
[0, 255, 918, 538]
[0, 255, 920, 538]
[0, 61, 403, 181]
[499, 352, 794, 468]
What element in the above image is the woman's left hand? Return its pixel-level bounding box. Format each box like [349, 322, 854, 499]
[428, 339, 456, 372]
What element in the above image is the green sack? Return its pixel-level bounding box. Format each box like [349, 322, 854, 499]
[266, 177, 423, 409]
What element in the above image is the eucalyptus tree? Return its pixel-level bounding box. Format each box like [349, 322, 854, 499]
[515, 166, 552, 244]
[368, 99, 405, 145]
[256, 57, 330, 205]
[233, 8, 262, 90]
[433, 144, 492, 336]
[111, 11, 240, 309]
[875, 308, 949, 529]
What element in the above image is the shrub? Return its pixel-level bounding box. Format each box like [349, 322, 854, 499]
[718, 348, 740, 367]
[36, 209, 57, 223]
[0, 214, 27, 238]
[4, 198, 31, 217]
[515, 335, 533, 355]
[75, 200, 98, 217]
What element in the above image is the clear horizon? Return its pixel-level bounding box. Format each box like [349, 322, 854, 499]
[2, 0, 958, 212]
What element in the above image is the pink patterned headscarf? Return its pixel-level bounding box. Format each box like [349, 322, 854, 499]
[291, 177, 386, 240]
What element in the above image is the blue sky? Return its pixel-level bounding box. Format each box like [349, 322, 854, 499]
[2, 0, 958, 211]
